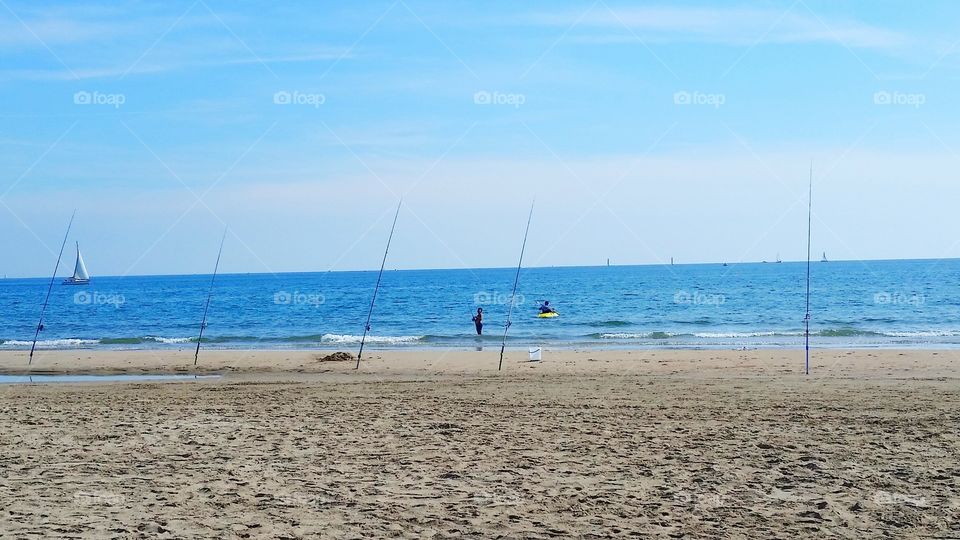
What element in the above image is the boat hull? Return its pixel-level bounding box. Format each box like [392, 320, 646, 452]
[62, 278, 90, 285]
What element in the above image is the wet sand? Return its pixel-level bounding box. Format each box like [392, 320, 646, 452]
[0, 349, 958, 538]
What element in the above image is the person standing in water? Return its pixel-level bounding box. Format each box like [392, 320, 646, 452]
[472, 307, 483, 335]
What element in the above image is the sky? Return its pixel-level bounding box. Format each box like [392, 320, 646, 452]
[2, 0, 960, 277]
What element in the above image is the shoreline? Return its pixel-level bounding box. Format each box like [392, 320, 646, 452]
[2, 348, 959, 379]
[8, 332, 960, 352]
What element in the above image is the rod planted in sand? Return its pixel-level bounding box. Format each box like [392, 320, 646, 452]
[357, 199, 402, 369]
[805, 162, 813, 375]
[29, 210, 76, 365]
[195, 228, 227, 366]
[499, 201, 535, 371]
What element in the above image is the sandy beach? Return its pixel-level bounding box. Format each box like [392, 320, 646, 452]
[1, 348, 958, 538]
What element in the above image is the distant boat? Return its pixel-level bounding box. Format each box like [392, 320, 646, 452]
[670, 257, 674, 266]
[775, 253, 782, 264]
[821, 252, 828, 263]
[62, 242, 90, 285]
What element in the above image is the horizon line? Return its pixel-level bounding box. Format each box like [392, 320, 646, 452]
[3, 256, 957, 281]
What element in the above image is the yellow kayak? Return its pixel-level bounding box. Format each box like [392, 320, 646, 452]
[537, 311, 559, 318]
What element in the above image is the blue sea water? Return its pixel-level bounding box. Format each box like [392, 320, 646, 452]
[1, 259, 959, 351]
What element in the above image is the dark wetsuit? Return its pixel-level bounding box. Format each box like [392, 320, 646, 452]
[473, 311, 483, 335]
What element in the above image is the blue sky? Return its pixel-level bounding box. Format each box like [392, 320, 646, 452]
[2, 0, 960, 277]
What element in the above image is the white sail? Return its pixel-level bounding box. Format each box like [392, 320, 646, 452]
[73, 243, 89, 281]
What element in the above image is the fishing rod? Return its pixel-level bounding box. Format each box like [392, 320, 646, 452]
[357, 199, 402, 369]
[499, 201, 535, 371]
[194, 228, 227, 366]
[804, 162, 813, 376]
[29, 210, 76, 365]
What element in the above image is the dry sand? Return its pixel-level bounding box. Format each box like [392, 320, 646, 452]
[0, 348, 958, 538]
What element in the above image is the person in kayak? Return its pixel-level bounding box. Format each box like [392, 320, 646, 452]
[472, 307, 483, 335]
[539, 301, 555, 314]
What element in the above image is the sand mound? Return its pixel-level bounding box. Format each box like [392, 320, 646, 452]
[316, 351, 355, 363]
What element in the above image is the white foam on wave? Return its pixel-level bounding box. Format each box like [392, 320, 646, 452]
[598, 332, 678, 339]
[598, 331, 800, 339]
[0, 338, 100, 349]
[320, 334, 425, 345]
[145, 336, 193, 344]
[883, 330, 960, 338]
[599, 330, 960, 340]
[693, 331, 796, 338]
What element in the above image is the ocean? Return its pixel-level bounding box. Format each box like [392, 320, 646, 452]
[2, 259, 958, 351]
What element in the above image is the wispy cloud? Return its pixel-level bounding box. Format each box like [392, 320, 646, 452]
[530, 5, 907, 49]
[0, 6, 216, 48]
[0, 49, 353, 81]
[0, 3, 352, 81]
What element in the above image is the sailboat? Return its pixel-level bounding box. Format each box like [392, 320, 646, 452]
[62, 242, 90, 285]
[775, 253, 782, 264]
[821, 252, 828, 263]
